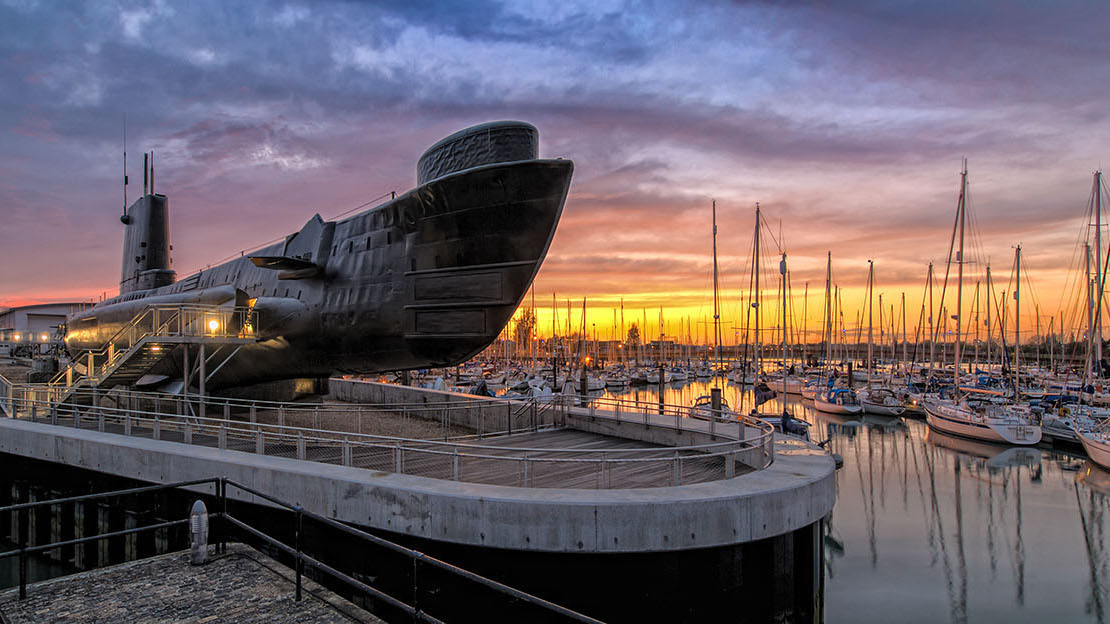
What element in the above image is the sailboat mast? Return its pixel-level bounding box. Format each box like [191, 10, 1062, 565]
[1014, 244, 1022, 391]
[954, 160, 968, 390]
[802, 281, 809, 366]
[825, 252, 832, 365]
[1087, 243, 1095, 381]
[927, 262, 935, 378]
[781, 252, 788, 401]
[901, 292, 908, 378]
[1096, 170, 1104, 370]
[754, 203, 762, 375]
[986, 265, 992, 375]
[867, 260, 874, 386]
[712, 200, 722, 381]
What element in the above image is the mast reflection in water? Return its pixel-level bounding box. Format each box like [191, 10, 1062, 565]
[594, 380, 1109, 623]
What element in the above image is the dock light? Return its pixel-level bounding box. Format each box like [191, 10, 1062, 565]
[207, 319, 220, 332]
[40, 333, 48, 342]
[12, 334, 20, 341]
[150, 345, 161, 352]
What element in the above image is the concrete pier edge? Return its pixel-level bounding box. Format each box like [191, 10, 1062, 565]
[0, 417, 834, 553]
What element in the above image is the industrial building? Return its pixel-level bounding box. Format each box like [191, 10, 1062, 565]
[0, 302, 86, 345]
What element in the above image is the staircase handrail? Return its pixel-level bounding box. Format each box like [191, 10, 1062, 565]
[46, 303, 258, 393]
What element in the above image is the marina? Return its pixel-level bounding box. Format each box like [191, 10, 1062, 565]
[4, 2, 1110, 622]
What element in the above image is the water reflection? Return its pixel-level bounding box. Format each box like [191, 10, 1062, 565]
[593, 380, 1110, 622]
[793, 392, 1105, 623]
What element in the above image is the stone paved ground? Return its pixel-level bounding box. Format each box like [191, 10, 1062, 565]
[0, 544, 382, 623]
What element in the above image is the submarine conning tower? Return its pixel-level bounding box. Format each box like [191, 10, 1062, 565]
[417, 120, 538, 185]
[119, 152, 175, 295]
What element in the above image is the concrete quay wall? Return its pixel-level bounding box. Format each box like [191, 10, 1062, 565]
[0, 417, 834, 554]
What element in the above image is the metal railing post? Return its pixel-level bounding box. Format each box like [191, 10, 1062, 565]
[218, 425, 227, 450]
[393, 442, 402, 473]
[342, 438, 351, 467]
[295, 507, 303, 602]
[672, 451, 680, 486]
[18, 507, 28, 599]
[255, 429, 264, 454]
[124, 410, 131, 436]
[153, 415, 160, 440]
[249, 403, 256, 425]
[296, 433, 305, 460]
[278, 406, 285, 428]
[452, 449, 460, 481]
[220, 478, 228, 554]
[184, 421, 192, 444]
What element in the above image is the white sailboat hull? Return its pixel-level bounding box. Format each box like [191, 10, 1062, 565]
[924, 401, 1041, 445]
[814, 396, 862, 415]
[861, 402, 905, 416]
[1079, 431, 1110, 471]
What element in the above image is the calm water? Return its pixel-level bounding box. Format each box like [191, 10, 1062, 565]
[600, 379, 1110, 624]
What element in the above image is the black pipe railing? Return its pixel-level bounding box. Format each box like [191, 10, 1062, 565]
[0, 478, 220, 600]
[0, 477, 605, 624]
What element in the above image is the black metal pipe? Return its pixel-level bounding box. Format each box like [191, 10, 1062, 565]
[0, 518, 190, 560]
[295, 508, 303, 602]
[18, 508, 27, 600]
[0, 478, 219, 514]
[222, 514, 437, 621]
[225, 478, 603, 623]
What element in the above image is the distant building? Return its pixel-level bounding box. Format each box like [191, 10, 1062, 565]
[0, 303, 86, 344]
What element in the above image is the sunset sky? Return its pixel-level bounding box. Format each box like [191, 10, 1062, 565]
[2, 1, 1109, 345]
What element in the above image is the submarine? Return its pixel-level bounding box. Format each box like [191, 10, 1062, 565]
[64, 121, 572, 389]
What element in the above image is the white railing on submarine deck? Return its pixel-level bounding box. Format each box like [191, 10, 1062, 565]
[46, 304, 258, 399]
[0, 382, 775, 489]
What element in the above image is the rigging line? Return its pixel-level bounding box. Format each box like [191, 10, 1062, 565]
[176, 189, 398, 279]
[328, 191, 398, 221]
[931, 176, 963, 348]
[756, 211, 786, 254]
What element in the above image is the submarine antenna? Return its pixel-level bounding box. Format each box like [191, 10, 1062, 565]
[143, 152, 148, 196]
[122, 114, 128, 216]
[150, 149, 154, 195]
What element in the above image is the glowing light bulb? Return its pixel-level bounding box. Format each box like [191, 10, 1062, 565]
[207, 320, 219, 332]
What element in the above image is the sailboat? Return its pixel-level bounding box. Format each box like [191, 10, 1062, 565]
[923, 161, 1041, 445]
[1068, 170, 1110, 462]
[739, 203, 811, 438]
[856, 260, 906, 416]
[690, 200, 736, 422]
[815, 252, 863, 415]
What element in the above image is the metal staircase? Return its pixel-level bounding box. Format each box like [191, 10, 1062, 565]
[46, 304, 258, 405]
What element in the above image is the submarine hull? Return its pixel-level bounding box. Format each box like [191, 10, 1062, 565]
[66, 157, 572, 389]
